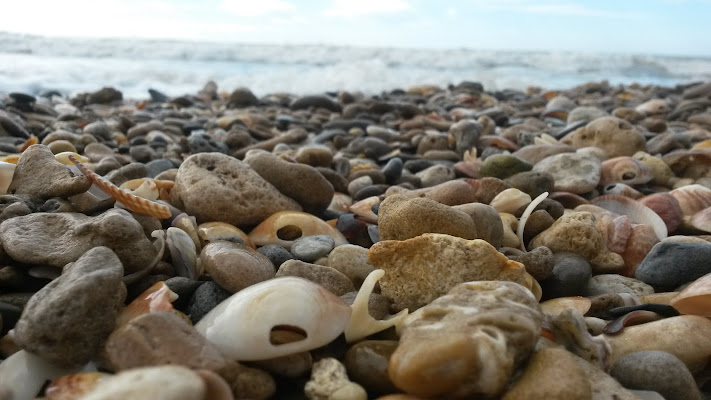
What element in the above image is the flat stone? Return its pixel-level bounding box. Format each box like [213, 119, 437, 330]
[610, 351, 701, 400]
[0, 209, 157, 273]
[635, 241, 711, 290]
[8, 144, 90, 199]
[532, 152, 601, 194]
[583, 274, 654, 296]
[276, 259, 355, 296]
[14, 247, 125, 367]
[290, 235, 336, 262]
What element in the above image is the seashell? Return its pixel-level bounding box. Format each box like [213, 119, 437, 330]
[0, 350, 77, 400]
[119, 179, 159, 201]
[663, 150, 711, 178]
[345, 269, 409, 342]
[69, 154, 171, 219]
[533, 133, 559, 145]
[599, 156, 653, 187]
[328, 192, 352, 213]
[540, 296, 592, 316]
[600, 183, 643, 199]
[195, 277, 352, 361]
[167, 227, 201, 280]
[115, 281, 178, 327]
[670, 184, 711, 221]
[0, 161, 15, 195]
[0, 154, 20, 164]
[173, 213, 201, 253]
[591, 194, 667, 240]
[55, 152, 90, 165]
[670, 272, 711, 316]
[527, 273, 543, 302]
[602, 310, 664, 334]
[620, 223, 659, 277]
[122, 230, 167, 285]
[348, 196, 379, 224]
[517, 191, 548, 251]
[45, 372, 109, 400]
[18, 136, 38, 152]
[690, 207, 711, 233]
[489, 188, 531, 214]
[248, 211, 348, 250]
[548, 191, 589, 209]
[197, 221, 254, 249]
[595, 214, 632, 254]
[499, 213, 520, 248]
[638, 193, 682, 234]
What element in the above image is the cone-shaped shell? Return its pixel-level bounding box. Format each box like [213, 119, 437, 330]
[195, 277, 352, 361]
[670, 272, 711, 316]
[248, 211, 347, 250]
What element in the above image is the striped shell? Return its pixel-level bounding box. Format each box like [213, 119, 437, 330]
[69, 154, 171, 219]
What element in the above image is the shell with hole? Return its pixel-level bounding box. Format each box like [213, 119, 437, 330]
[599, 156, 653, 187]
[248, 211, 347, 250]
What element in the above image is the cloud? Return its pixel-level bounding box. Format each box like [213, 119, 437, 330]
[219, 0, 295, 17]
[468, 0, 641, 19]
[323, 0, 411, 17]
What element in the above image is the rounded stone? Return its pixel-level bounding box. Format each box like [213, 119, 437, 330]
[257, 244, 294, 268]
[105, 162, 148, 186]
[480, 154, 533, 179]
[200, 241, 275, 293]
[294, 145, 333, 167]
[635, 241, 711, 290]
[378, 194, 476, 241]
[8, 144, 91, 199]
[290, 235, 336, 262]
[415, 164, 455, 187]
[505, 171, 555, 198]
[344, 340, 399, 395]
[561, 116, 647, 158]
[171, 152, 301, 228]
[609, 351, 701, 400]
[452, 202, 504, 248]
[46, 139, 78, 154]
[583, 274, 654, 297]
[327, 244, 375, 288]
[188, 281, 232, 324]
[146, 159, 176, 178]
[509, 246, 554, 281]
[532, 152, 602, 194]
[382, 157, 403, 184]
[540, 252, 592, 299]
[276, 259, 355, 296]
[245, 150, 335, 213]
[82, 366, 205, 400]
[14, 247, 125, 368]
[474, 177, 512, 204]
[228, 87, 259, 107]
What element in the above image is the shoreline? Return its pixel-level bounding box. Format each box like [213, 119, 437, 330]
[0, 79, 711, 399]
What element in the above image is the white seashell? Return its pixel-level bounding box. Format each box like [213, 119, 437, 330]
[195, 277, 352, 361]
[0, 161, 16, 195]
[348, 196, 380, 224]
[345, 269, 408, 342]
[0, 350, 79, 400]
[489, 188, 531, 214]
[591, 194, 667, 240]
[119, 179, 159, 202]
[517, 191, 548, 251]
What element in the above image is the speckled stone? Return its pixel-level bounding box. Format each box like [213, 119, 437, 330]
[188, 281, 232, 324]
[344, 340, 399, 396]
[200, 241, 276, 293]
[609, 351, 701, 400]
[257, 244, 295, 269]
[276, 259, 355, 296]
[532, 152, 601, 194]
[290, 235, 336, 262]
[378, 194, 476, 241]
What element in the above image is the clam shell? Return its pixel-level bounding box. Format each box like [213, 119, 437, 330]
[348, 196, 380, 224]
[540, 297, 592, 316]
[0, 161, 15, 195]
[489, 188, 531, 214]
[115, 281, 178, 327]
[195, 277, 352, 361]
[46, 372, 109, 400]
[167, 227, 200, 280]
[690, 207, 711, 233]
[599, 156, 653, 186]
[670, 184, 711, 217]
[173, 213, 201, 253]
[620, 224, 659, 277]
[670, 272, 711, 316]
[591, 194, 667, 240]
[638, 193, 682, 234]
[248, 211, 348, 250]
[197, 221, 254, 249]
[595, 214, 632, 254]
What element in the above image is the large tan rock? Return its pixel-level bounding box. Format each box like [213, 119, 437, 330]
[368, 233, 527, 311]
[561, 116, 647, 158]
[389, 281, 542, 399]
[171, 152, 301, 228]
[377, 195, 476, 241]
[8, 144, 91, 199]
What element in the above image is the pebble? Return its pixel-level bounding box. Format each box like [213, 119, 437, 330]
[509, 246, 554, 281]
[609, 351, 701, 400]
[256, 243, 294, 268]
[0, 208, 157, 272]
[452, 202, 504, 248]
[344, 340, 399, 395]
[290, 234, 336, 262]
[14, 247, 125, 368]
[540, 252, 592, 299]
[82, 365, 206, 400]
[188, 281, 232, 324]
[327, 244, 375, 288]
[503, 348, 591, 400]
[377, 194, 476, 241]
[531, 152, 601, 194]
[389, 281, 542, 398]
[145, 158, 176, 178]
[561, 116, 647, 157]
[635, 241, 711, 290]
[171, 152, 301, 228]
[8, 144, 91, 199]
[305, 358, 367, 400]
[504, 170, 555, 198]
[368, 233, 528, 311]
[479, 154, 533, 179]
[105, 162, 148, 186]
[276, 259, 355, 296]
[583, 274, 655, 296]
[200, 241, 275, 293]
[415, 164, 454, 187]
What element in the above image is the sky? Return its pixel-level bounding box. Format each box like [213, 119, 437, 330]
[2, 0, 710, 56]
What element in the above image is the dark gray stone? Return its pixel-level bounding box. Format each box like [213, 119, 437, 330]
[635, 242, 711, 290]
[540, 252, 592, 299]
[610, 351, 701, 400]
[188, 281, 232, 324]
[257, 244, 295, 269]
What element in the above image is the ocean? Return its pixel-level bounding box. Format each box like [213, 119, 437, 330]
[1, 31, 710, 99]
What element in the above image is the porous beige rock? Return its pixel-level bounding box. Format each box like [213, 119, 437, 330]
[530, 211, 624, 273]
[368, 233, 528, 311]
[377, 195, 476, 241]
[171, 152, 301, 228]
[561, 116, 647, 158]
[388, 281, 542, 398]
[305, 358, 367, 400]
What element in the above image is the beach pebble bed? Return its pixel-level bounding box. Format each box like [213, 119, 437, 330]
[0, 80, 711, 399]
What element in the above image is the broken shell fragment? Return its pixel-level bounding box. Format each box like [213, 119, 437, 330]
[0, 161, 16, 195]
[197, 221, 254, 249]
[115, 281, 179, 327]
[489, 188, 531, 214]
[167, 227, 201, 280]
[348, 196, 380, 224]
[591, 194, 667, 240]
[670, 272, 711, 316]
[195, 277, 352, 361]
[248, 211, 347, 250]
